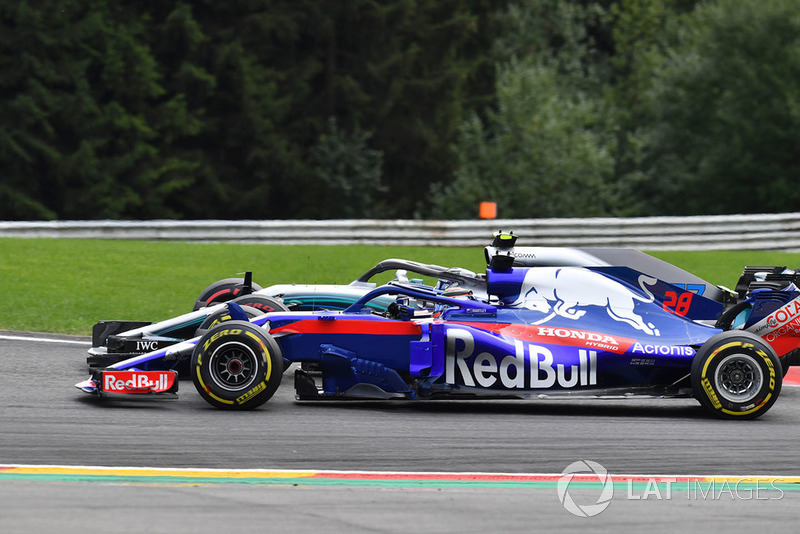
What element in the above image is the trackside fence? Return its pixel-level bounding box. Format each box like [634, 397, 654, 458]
[2, 213, 800, 251]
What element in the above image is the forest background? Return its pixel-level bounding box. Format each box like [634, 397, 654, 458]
[2, 0, 798, 221]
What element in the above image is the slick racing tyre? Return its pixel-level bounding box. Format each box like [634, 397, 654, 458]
[191, 321, 282, 410]
[231, 294, 289, 314]
[195, 305, 264, 336]
[691, 331, 781, 419]
[193, 278, 264, 311]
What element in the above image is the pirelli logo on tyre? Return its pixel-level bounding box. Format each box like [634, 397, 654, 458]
[236, 381, 267, 404]
[700, 377, 722, 409]
[699, 344, 727, 411]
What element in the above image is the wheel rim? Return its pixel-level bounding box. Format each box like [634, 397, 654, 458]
[209, 341, 259, 392]
[714, 353, 763, 403]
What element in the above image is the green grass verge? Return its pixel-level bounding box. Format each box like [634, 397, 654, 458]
[1, 238, 799, 336]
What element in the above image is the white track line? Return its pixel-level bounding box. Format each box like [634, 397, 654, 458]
[3, 333, 798, 386]
[0, 334, 91, 346]
[1, 464, 798, 483]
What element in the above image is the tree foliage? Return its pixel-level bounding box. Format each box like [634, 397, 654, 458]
[430, 1, 617, 218]
[1, 0, 798, 221]
[0, 0, 501, 220]
[643, 0, 800, 214]
[311, 118, 385, 218]
[0, 1, 204, 219]
[430, 58, 615, 218]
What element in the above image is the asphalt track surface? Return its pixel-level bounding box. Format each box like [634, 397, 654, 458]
[2, 331, 800, 533]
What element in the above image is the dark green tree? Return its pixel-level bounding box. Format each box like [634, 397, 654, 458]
[643, 0, 800, 215]
[0, 1, 205, 219]
[432, 1, 617, 219]
[310, 118, 385, 218]
[307, 0, 506, 218]
[144, 1, 318, 219]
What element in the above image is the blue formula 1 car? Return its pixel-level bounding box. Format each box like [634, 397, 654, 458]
[76, 233, 800, 419]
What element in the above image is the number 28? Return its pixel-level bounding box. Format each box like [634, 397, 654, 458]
[663, 291, 692, 316]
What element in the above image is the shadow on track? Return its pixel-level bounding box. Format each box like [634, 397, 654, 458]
[292, 397, 711, 420]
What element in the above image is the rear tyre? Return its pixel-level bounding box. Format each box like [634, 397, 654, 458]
[191, 321, 282, 410]
[691, 331, 781, 419]
[193, 278, 264, 311]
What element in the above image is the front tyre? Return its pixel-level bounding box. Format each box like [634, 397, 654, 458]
[191, 321, 282, 410]
[195, 304, 264, 335]
[691, 331, 781, 419]
[231, 295, 288, 314]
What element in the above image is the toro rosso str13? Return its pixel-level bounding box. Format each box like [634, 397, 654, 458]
[77, 233, 800, 419]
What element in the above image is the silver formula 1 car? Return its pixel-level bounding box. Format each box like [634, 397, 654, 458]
[87, 258, 486, 371]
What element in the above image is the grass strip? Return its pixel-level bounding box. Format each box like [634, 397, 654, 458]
[1, 238, 799, 335]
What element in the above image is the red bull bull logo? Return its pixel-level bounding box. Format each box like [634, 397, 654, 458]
[511, 268, 661, 336]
